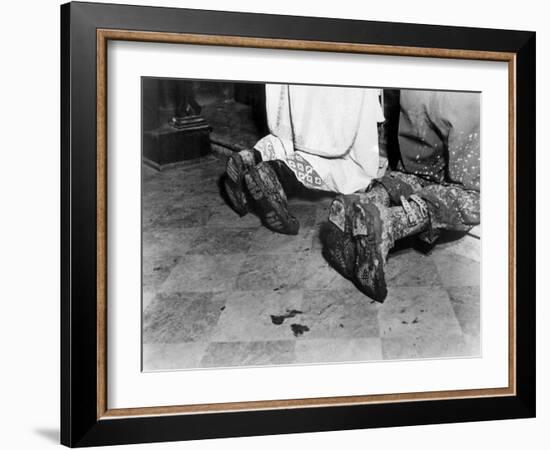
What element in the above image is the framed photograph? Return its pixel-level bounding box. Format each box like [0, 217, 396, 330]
[61, 1, 535, 447]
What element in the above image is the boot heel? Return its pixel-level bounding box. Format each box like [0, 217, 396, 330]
[244, 163, 299, 235]
[244, 171, 263, 201]
[226, 153, 244, 184]
[352, 204, 369, 237]
[328, 198, 347, 232]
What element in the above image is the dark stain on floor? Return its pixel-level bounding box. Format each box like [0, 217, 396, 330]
[290, 324, 310, 337]
[270, 309, 303, 325]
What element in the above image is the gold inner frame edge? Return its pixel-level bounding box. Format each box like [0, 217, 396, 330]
[95, 28, 517, 420]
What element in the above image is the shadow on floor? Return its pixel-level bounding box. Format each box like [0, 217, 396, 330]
[34, 428, 59, 444]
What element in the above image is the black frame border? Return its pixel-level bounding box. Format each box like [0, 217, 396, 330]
[61, 2, 536, 447]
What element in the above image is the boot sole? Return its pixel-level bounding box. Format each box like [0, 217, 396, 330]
[328, 198, 347, 232]
[352, 202, 388, 302]
[224, 152, 250, 216]
[244, 164, 299, 235]
[224, 177, 249, 216]
[322, 221, 355, 279]
[328, 194, 362, 232]
[227, 152, 245, 184]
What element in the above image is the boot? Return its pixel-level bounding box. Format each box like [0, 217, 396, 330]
[323, 185, 390, 279]
[244, 161, 300, 235]
[352, 194, 429, 302]
[224, 149, 261, 216]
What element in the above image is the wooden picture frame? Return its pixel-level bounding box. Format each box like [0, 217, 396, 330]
[61, 1, 535, 446]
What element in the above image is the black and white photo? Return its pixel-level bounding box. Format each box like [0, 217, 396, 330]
[141, 79, 481, 371]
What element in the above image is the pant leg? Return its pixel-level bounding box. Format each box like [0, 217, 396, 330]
[416, 183, 480, 231]
[398, 90, 480, 191]
[397, 91, 447, 183]
[375, 171, 480, 241]
[439, 93, 480, 191]
[395, 90, 480, 238]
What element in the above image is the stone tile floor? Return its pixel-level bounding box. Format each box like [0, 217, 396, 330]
[142, 154, 481, 371]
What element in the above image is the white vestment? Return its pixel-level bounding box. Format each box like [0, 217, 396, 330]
[254, 84, 385, 194]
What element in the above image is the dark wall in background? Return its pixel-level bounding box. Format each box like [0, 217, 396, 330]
[142, 80, 400, 170]
[142, 79, 267, 168]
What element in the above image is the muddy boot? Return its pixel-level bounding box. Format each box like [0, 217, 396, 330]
[323, 185, 390, 279]
[352, 194, 429, 302]
[224, 149, 261, 216]
[244, 161, 300, 235]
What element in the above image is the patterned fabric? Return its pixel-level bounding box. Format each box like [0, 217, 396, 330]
[244, 162, 300, 235]
[284, 153, 325, 189]
[323, 187, 391, 280]
[377, 88, 480, 238]
[254, 84, 385, 194]
[352, 196, 431, 302]
[376, 171, 480, 241]
[397, 90, 480, 191]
